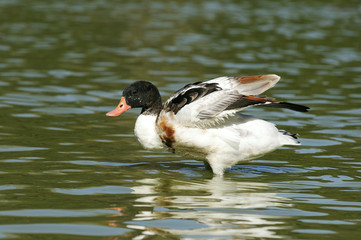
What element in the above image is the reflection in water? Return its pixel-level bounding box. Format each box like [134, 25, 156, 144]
[127, 176, 290, 239]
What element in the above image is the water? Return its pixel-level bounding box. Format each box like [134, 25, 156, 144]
[0, 0, 360, 239]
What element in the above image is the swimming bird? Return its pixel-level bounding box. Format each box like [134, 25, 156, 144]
[106, 74, 309, 175]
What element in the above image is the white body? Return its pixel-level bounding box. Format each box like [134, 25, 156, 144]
[134, 112, 299, 175]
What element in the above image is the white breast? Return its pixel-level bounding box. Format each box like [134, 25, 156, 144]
[134, 114, 164, 150]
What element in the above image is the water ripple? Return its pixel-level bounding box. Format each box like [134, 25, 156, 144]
[0, 224, 129, 238]
[52, 186, 133, 195]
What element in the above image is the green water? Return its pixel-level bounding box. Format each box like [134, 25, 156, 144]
[0, 0, 360, 239]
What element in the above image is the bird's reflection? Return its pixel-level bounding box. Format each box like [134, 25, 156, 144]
[126, 176, 290, 239]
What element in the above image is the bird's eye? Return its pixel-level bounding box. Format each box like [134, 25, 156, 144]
[132, 90, 137, 95]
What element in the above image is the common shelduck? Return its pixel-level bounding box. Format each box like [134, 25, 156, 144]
[106, 74, 309, 175]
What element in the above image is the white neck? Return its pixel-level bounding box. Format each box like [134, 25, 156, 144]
[134, 114, 164, 150]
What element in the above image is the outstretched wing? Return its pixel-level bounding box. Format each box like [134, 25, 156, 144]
[162, 74, 308, 127]
[163, 74, 280, 114]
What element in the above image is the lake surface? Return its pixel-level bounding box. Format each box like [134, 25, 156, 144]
[0, 0, 360, 239]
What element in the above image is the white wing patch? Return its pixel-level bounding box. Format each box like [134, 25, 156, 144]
[197, 91, 240, 119]
[175, 90, 241, 127]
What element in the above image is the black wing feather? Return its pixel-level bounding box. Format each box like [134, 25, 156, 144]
[261, 101, 309, 112]
[164, 82, 221, 114]
[226, 96, 309, 112]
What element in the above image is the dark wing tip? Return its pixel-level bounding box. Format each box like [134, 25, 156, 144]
[260, 101, 310, 112]
[277, 102, 310, 112]
[228, 96, 310, 113]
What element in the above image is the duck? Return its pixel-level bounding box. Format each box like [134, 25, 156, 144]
[106, 74, 309, 175]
